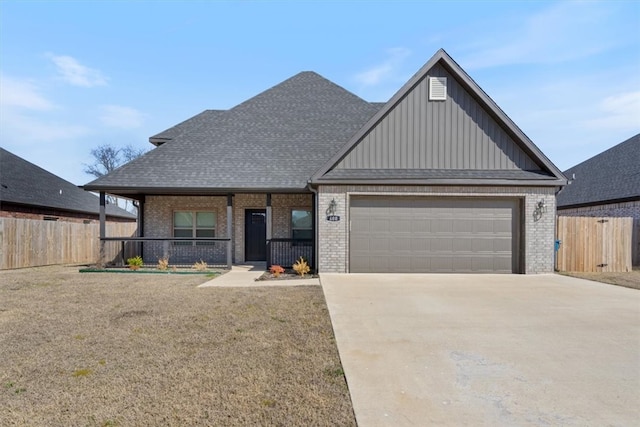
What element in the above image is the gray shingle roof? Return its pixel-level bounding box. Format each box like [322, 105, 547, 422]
[0, 148, 136, 219]
[85, 72, 382, 193]
[149, 110, 226, 146]
[557, 133, 640, 208]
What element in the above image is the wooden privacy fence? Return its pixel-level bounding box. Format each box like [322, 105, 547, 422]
[556, 216, 633, 272]
[0, 218, 137, 270]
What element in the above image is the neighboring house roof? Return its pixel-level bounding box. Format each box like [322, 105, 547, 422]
[312, 49, 565, 186]
[557, 133, 640, 208]
[85, 72, 382, 194]
[0, 148, 136, 219]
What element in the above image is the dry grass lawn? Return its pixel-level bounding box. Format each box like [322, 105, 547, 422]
[0, 266, 355, 426]
[563, 268, 640, 290]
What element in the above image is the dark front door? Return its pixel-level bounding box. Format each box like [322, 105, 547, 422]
[245, 209, 266, 261]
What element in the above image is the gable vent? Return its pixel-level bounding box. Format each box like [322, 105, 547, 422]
[429, 76, 447, 101]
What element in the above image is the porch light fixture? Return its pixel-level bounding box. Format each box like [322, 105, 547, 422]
[325, 198, 341, 222]
[326, 199, 337, 216]
[537, 200, 547, 213]
[533, 199, 547, 222]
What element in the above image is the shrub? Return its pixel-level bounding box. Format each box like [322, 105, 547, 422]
[127, 256, 143, 270]
[193, 260, 208, 271]
[269, 265, 285, 277]
[292, 257, 310, 277]
[157, 257, 169, 271]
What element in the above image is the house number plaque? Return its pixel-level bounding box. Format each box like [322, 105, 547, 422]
[326, 198, 340, 221]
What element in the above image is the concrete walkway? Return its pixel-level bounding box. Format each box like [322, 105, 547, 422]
[198, 263, 319, 287]
[321, 273, 640, 427]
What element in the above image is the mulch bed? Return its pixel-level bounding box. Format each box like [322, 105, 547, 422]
[256, 270, 319, 281]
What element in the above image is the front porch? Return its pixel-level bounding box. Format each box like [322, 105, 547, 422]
[97, 192, 315, 270]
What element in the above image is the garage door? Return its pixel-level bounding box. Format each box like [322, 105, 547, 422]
[349, 197, 520, 273]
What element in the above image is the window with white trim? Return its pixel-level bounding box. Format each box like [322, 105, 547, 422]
[291, 209, 312, 241]
[173, 211, 216, 245]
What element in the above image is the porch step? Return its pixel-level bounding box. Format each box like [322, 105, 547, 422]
[231, 263, 266, 272]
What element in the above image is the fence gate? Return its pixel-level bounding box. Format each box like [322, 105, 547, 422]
[556, 216, 633, 272]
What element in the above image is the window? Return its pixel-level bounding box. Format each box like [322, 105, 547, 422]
[173, 211, 216, 245]
[291, 209, 312, 241]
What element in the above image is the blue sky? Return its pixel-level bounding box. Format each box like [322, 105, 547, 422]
[1, 0, 638, 186]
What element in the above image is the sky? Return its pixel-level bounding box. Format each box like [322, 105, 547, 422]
[1, 0, 639, 186]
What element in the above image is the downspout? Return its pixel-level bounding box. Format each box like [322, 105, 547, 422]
[553, 175, 569, 272]
[307, 181, 319, 274]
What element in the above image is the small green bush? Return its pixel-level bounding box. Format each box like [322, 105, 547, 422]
[127, 256, 143, 270]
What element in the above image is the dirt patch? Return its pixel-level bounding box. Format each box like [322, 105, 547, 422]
[562, 268, 640, 290]
[0, 265, 355, 426]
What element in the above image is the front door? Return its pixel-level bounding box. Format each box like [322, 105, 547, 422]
[245, 209, 266, 261]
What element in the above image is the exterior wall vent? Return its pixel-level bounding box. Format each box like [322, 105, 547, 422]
[429, 76, 447, 101]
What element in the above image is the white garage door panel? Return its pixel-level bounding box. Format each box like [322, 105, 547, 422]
[349, 197, 519, 273]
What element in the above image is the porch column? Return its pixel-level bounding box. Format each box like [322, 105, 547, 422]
[311, 192, 316, 273]
[226, 194, 233, 269]
[137, 196, 145, 261]
[266, 194, 272, 240]
[137, 195, 145, 237]
[266, 194, 272, 267]
[99, 191, 106, 267]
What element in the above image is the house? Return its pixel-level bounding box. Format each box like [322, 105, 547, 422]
[0, 148, 136, 223]
[84, 49, 566, 273]
[557, 134, 640, 266]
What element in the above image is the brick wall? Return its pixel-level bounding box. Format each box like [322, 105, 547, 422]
[558, 200, 640, 266]
[317, 185, 558, 274]
[145, 195, 228, 264]
[0, 206, 134, 223]
[233, 194, 312, 263]
[145, 194, 312, 264]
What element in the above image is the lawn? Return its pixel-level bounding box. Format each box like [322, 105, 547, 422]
[562, 268, 640, 290]
[0, 266, 355, 426]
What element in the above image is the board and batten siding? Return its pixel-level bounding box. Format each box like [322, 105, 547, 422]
[335, 63, 539, 171]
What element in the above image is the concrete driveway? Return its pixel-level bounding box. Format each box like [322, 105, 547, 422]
[321, 273, 640, 426]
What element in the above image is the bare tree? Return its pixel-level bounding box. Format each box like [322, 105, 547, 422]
[84, 144, 147, 212]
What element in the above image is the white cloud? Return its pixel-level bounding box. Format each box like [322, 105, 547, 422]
[1, 110, 90, 143]
[354, 47, 411, 86]
[0, 73, 90, 144]
[585, 91, 640, 131]
[0, 74, 54, 110]
[47, 54, 107, 87]
[99, 105, 145, 129]
[460, 2, 618, 69]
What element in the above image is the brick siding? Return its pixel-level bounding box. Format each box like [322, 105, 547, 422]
[144, 194, 312, 264]
[317, 185, 557, 274]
